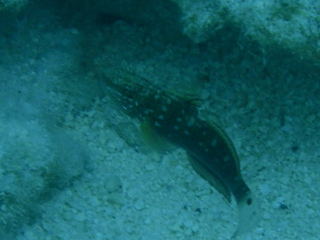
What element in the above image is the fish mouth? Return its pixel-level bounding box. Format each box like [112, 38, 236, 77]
[232, 191, 260, 239]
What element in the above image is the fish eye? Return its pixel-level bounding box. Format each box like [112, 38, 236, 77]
[246, 198, 252, 205]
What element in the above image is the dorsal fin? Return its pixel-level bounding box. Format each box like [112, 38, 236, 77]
[170, 86, 202, 106]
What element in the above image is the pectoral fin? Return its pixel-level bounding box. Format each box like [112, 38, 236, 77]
[140, 120, 173, 153]
[187, 154, 232, 203]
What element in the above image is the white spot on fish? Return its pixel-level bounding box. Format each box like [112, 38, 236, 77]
[184, 130, 190, 135]
[154, 121, 161, 127]
[210, 139, 217, 147]
[161, 105, 168, 112]
[144, 109, 154, 115]
[187, 117, 195, 127]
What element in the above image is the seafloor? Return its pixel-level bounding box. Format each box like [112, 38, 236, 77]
[0, 1, 319, 240]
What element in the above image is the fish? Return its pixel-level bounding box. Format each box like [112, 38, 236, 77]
[101, 69, 259, 237]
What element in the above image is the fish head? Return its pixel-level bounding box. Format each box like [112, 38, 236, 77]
[232, 191, 260, 239]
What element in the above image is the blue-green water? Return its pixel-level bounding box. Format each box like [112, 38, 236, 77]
[0, 1, 319, 239]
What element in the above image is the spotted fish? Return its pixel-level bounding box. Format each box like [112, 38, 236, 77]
[102, 69, 259, 237]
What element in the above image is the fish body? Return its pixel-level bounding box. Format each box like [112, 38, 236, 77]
[103, 70, 258, 236]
